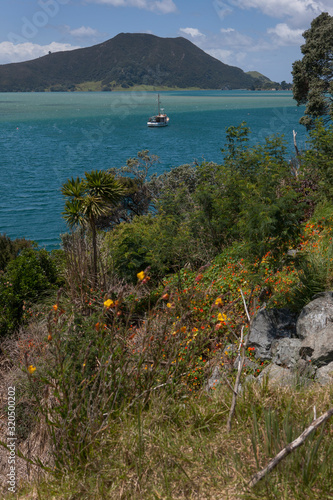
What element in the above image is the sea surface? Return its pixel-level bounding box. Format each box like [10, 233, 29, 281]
[0, 90, 307, 250]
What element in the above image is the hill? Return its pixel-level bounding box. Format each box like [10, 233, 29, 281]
[246, 70, 272, 83]
[0, 33, 262, 92]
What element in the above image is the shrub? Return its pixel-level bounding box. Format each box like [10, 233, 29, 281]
[0, 233, 33, 272]
[0, 248, 59, 335]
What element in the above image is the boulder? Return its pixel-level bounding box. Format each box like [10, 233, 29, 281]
[271, 338, 302, 368]
[296, 292, 333, 340]
[205, 365, 222, 391]
[316, 361, 333, 385]
[248, 308, 297, 361]
[299, 325, 333, 367]
[258, 363, 295, 388]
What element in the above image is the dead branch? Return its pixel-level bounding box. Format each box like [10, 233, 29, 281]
[248, 407, 333, 488]
[226, 326, 248, 432]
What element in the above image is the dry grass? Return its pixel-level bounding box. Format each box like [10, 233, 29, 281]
[3, 377, 332, 500]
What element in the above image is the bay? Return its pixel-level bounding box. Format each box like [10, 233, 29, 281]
[0, 90, 306, 250]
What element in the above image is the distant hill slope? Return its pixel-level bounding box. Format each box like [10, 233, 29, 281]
[246, 71, 272, 84]
[0, 33, 263, 92]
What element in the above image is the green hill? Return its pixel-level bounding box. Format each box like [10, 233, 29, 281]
[246, 71, 272, 83]
[0, 33, 262, 92]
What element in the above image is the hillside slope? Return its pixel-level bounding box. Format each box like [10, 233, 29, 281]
[0, 33, 260, 91]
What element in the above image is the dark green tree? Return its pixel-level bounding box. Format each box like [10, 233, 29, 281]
[62, 170, 125, 284]
[292, 12, 333, 129]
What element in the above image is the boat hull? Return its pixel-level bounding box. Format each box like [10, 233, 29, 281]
[147, 121, 168, 127]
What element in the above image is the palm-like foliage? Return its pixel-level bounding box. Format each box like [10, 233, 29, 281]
[62, 170, 125, 284]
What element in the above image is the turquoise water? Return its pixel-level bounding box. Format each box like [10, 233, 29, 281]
[0, 90, 306, 249]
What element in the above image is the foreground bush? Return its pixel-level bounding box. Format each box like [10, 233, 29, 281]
[0, 248, 60, 335]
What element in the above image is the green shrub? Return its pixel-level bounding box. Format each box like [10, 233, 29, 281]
[0, 248, 59, 335]
[0, 233, 34, 271]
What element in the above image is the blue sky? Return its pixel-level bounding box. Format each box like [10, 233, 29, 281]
[1, 0, 332, 82]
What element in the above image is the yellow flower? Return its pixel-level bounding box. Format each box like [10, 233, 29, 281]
[104, 299, 113, 308]
[137, 271, 145, 281]
[28, 365, 36, 374]
[215, 297, 223, 306]
[166, 303, 173, 308]
[217, 313, 228, 322]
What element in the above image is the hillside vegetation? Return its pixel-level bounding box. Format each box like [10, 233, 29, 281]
[0, 33, 272, 92]
[1, 122, 333, 499]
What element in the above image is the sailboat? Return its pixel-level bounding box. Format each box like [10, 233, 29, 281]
[147, 94, 169, 127]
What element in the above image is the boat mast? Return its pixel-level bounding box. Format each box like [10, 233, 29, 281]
[158, 94, 161, 115]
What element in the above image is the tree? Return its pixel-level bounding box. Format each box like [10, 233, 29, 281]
[62, 170, 125, 284]
[292, 12, 333, 129]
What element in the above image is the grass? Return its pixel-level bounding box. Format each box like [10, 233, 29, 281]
[11, 380, 333, 499]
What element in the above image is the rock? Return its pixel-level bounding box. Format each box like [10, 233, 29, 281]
[299, 325, 333, 367]
[296, 358, 317, 379]
[296, 292, 333, 340]
[258, 363, 295, 388]
[248, 308, 297, 361]
[271, 338, 302, 368]
[205, 365, 222, 391]
[316, 361, 333, 385]
[233, 356, 258, 371]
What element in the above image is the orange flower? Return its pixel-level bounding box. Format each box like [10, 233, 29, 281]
[47, 334, 52, 341]
[52, 304, 58, 312]
[162, 293, 169, 301]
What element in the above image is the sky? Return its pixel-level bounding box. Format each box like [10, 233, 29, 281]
[0, 0, 333, 82]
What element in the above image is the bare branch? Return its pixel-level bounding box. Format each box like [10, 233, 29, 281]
[248, 407, 333, 488]
[227, 326, 248, 432]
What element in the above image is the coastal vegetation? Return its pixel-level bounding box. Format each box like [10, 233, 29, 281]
[1, 118, 333, 498]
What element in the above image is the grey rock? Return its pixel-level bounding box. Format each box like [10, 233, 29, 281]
[296, 358, 317, 379]
[271, 338, 302, 368]
[258, 363, 295, 388]
[316, 361, 333, 385]
[248, 308, 297, 361]
[233, 356, 258, 371]
[296, 292, 333, 340]
[299, 325, 333, 367]
[205, 365, 222, 391]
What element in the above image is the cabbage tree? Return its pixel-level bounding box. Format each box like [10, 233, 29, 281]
[62, 170, 125, 285]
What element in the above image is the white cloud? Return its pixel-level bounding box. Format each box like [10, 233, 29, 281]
[229, 0, 333, 27]
[208, 47, 246, 65]
[179, 28, 206, 38]
[68, 26, 100, 38]
[0, 42, 80, 65]
[212, 1, 233, 20]
[218, 28, 255, 48]
[267, 23, 304, 45]
[87, 0, 177, 14]
[207, 48, 233, 64]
